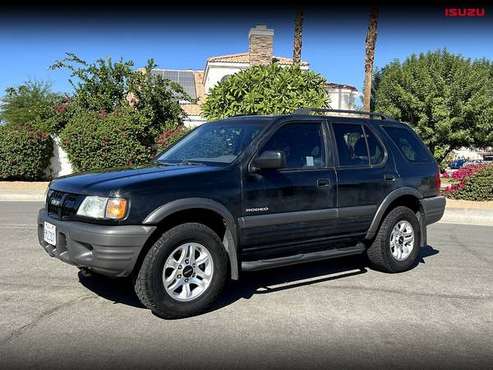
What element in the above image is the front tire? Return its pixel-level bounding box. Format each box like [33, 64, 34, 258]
[134, 223, 229, 319]
[367, 206, 421, 273]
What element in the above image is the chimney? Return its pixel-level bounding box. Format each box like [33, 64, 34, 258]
[248, 25, 274, 65]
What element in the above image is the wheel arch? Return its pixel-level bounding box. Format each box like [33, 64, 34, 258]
[135, 198, 239, 280]
[366, 188, 425, 244]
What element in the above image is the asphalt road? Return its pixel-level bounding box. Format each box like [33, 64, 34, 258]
[0, 201, 491, 369]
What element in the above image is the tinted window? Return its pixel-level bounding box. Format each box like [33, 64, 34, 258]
[158, 122, 263, 164]
[383, 126, 431, 162]
[332, 123, 369, 166]
[261, 123, 325, 169]
[364, 126, 385, 165]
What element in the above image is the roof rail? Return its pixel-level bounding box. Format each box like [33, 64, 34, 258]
[293, 108, 390, 120]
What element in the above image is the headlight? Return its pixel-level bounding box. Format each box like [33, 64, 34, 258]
[77, 196, 108, 219]
[77, 196, 128, 220]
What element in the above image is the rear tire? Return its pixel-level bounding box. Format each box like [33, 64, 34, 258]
[134, 223, 229, 319]
[367, 206, 421, 273]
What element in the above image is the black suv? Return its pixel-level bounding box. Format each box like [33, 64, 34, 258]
[38, 109, 446, 318]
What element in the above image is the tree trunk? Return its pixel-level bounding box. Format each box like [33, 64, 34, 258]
[293, 8, 304, 65]
[436, 147, 454, 166]
[363, 6, 379, 112]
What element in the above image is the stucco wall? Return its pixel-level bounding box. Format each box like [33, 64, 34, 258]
[47, 136, 73, 178]
[204, 63, 247, 92]
[327, 87, 359, 110]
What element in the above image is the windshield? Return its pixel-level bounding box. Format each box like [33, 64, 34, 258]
[158, 122, 265, 164]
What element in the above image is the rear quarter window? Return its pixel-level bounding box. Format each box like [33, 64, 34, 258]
[382, 126, 432, 163]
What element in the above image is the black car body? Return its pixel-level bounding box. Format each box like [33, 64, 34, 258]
[38, 109, 446, 318]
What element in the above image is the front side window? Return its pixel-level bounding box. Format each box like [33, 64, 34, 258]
[260, 123, 325, 169]
[158, 122, 264, 164]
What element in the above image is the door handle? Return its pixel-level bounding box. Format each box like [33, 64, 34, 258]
[317, 179, 331, 187]
[384, 174, 397, 182]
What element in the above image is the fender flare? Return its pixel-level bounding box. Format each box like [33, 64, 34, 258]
[143, 198, 239, 280]
[365, 187, 423, 240]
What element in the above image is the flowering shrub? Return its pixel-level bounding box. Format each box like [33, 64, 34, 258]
[155, 125, 190, 152]
[450, 164, 486, 181]
[444, 164, 493, 200]
[444, 182, 465, 194]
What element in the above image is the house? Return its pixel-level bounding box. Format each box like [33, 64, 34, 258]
[151, 25, 359, 127]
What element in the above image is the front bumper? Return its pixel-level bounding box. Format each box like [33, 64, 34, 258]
[421, 196, 446, 225]
[37, 209, 156, 277]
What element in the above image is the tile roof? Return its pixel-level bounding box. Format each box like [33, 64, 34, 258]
[207, 52, 308, 66]
[326, 82, 358, 91]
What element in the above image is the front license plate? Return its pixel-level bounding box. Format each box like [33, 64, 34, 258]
[43, 222, 57, 246]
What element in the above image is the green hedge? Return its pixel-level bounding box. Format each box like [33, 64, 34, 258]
[0, 124, 53, 180]
[202, 64, 329, 120]
[449, 165, 493, 201]
[60, 109, 153, 172]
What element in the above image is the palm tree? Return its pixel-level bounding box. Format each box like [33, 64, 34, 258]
[292, 8, 304, 65]
[363, 6, 379, 111]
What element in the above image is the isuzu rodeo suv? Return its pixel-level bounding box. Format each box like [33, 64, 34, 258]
[38, 109, 446, 318]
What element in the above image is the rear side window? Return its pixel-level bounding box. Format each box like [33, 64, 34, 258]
[365, 127, 385, 165]
[332, 124, 368, 166]
[383, 126, 431, 162]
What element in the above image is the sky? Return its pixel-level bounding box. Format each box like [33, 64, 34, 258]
[0, 5, 492, 96]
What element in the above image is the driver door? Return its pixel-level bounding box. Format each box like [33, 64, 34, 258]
[240, 120, 337, 259]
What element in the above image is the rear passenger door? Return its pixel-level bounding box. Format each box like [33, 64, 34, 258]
[330, 121, 397, 235]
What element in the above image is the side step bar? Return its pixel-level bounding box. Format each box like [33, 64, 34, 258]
[241, 244, 366, 272]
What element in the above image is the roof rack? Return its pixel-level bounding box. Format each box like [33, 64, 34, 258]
[293, 108, 390, 120]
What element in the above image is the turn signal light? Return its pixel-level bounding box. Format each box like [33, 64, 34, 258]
[105, 198, 128, 220]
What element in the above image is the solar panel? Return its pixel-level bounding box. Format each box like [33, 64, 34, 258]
[151, 69, 197, 100]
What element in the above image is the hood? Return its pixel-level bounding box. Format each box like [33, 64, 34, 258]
[50, 163, 222, 196]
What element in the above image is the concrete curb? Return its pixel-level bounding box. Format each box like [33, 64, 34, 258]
[439, 207, 493, 226]
[0, 182, 48, 202]
[0, 193, 46, 202]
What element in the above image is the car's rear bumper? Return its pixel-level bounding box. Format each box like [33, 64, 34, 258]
[421, 196, 446, 225]
[37, 209, 156, 277]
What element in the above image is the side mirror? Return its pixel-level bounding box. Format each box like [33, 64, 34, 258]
[252, 150, 285, 171]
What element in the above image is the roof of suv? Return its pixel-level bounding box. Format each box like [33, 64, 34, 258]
[215, 111, 407, 128]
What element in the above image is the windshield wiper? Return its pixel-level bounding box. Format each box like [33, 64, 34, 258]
[153, 159, 178, 166]
[179, 160, 204, 166]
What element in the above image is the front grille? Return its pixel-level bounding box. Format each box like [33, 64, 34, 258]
[46, 190, 83, 219]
